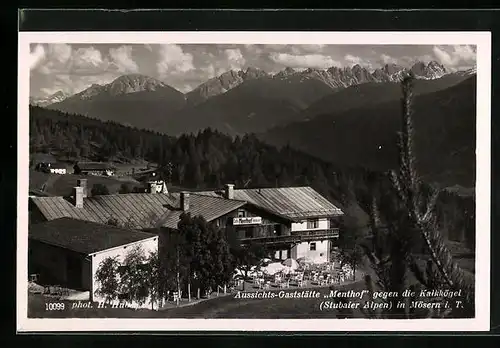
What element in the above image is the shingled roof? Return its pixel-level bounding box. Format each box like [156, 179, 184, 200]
[75, 162, 116, 171]
[29, 217, 157, 255]
[196, 186, 344, 220]
[30, 192, 247, 230]
[155, 193, 247, 229]
[30, 193, 177, 229]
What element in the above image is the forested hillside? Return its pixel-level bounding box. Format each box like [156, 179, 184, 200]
[29, 106, 475, 250]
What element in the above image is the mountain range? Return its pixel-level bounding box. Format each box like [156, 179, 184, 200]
[45, 74, 186, 130]
[36, 60, 474, 135]
[261, 75, 477, 187]
[32, 60, 477, 186]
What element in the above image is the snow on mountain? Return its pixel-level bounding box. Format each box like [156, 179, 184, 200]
[29, 91, 70, 107]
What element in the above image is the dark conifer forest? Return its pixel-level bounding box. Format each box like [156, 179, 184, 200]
[29, 105, 475, 250]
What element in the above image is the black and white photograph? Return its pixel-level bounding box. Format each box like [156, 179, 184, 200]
[17, 31, 491, 332]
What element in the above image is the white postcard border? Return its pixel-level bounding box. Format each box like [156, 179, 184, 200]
[17, 31, 491, 332]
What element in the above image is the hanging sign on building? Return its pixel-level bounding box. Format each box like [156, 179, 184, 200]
[233, 216, 262, 225]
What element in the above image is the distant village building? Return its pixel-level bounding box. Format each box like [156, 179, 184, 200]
[34, 162, 67, 175]
[28, 218, 158, 309]
[31, 153, 57, 168]
[73, 162, 116, 176]
[132, 168, 168, 194]
[132, 168, 160, 182]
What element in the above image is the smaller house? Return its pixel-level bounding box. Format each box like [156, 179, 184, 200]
[133, 169, 168, 194]
[31, 153, 56, 168]
[74, 162, 116, 176]
[36, 162, 67, 175]
[132, 168, 160, 182]
[29, 217, 158, 309]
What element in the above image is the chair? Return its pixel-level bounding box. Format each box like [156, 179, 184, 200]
[280, 280, 289, 288]
[275, 274, 282, 284]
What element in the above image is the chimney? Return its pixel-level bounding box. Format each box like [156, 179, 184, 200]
[224, 184, 234, 200]
[77, 178, 88, 198]
[180, 192, 190, 211]
[73, 186, 84, 208]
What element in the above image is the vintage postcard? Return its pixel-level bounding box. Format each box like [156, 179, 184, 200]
[17, 31, 491, 332]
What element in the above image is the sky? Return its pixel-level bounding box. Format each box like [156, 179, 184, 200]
[29, 43, 477, 97]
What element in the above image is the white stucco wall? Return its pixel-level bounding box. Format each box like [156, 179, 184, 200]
[291, 240, 330, 264]
[49, 168, 66, 175]
[291, 218, 329, 232]
[90, 237, 159, 310]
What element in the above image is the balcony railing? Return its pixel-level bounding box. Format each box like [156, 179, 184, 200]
[240, 228, 340, 245]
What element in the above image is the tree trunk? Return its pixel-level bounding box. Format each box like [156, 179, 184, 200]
[176, 247, 181, 306]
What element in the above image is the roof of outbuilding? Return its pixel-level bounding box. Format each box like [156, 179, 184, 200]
[29, 217, 157, 255]
[76, 162, 116, 171]
[196, 186, 344, 220]
[47, 163, 67, 169]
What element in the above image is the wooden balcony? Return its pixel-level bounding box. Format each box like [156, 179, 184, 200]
[239, 228, 340, 245]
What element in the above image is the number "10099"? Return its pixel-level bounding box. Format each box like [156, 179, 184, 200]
[45, 302, 65, 311]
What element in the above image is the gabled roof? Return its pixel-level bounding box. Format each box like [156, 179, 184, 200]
[75, 162, 116, 171]
[30, 192, 247, 230]
[155, 193, 247, 229]
[132, 169, 161, 182]
[29, 189, 54, 197]
[196, 186, 344, 220]
[29, 217, 156, 255]
[30, 193, 177, 229]
[47, 163, 67, 169]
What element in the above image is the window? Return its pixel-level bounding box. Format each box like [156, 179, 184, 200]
[275, 225, 282, 236]
[307, 219, 319, 229]
[237, 209, 247, 218]
[310, 242, 316, 251]
[245, 229, 253, 239]
[329, 219, 340, 229]
[236, 229, 246, 239]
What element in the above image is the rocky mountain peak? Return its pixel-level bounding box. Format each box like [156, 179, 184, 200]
[243, 66, 268, 79]
[410, 61, 447, 79]
[410, 61, 428, 75]
[382, 63, 405, 75]
[29, 90, 70, 107]
[106, 74, 168, 96]
[275, 67, 297, 79]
